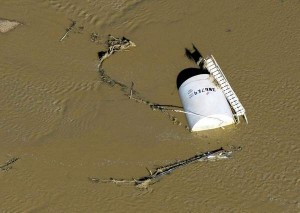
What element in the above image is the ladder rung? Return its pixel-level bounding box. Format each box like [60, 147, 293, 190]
[205, 55, 246, 119]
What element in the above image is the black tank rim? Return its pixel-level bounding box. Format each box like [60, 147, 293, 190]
[176, 67, 210, 89]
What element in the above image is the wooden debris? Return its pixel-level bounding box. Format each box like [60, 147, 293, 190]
[0, 18, 21, 33]
[96, 35, 185, 127]
[59, 20, 77, 42]
[0, 157, 19, 171]
[97, 35, 136, 67]
[89, 147, 232, 189]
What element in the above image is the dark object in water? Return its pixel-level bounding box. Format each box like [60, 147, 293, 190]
[122, 36, 130, 42]
[97, 51, 107, 60]
[177, 45, 210, 89]
[185, 44, 203, 66]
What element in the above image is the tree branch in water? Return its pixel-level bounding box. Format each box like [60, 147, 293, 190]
[0, 157, 19, 172]
[95, 35, 185, 127]
[88, 147, 232, 189]
[59, 20, 77, 42]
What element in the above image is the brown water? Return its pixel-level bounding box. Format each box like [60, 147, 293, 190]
[0, 0, 299, 212]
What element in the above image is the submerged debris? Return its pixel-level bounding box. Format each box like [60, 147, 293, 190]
[0, 157, 19, 171]
[89, 147, 232, 189]
[90, 32, 100, 43]
[0, 18, 21, 33]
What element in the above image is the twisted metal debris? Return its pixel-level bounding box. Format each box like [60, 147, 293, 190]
[89, 147, 232, 189]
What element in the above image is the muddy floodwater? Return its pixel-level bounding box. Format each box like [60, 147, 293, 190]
[0, 0, 299, 212]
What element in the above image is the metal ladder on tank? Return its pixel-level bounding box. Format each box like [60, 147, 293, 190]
[185, 45, 248, 124]
[204, 55, 248, 124]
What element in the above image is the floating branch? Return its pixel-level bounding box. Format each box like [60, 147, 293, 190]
[95, 35, 185, 127]
[89, 147, 232, 189]
[0, 157, 19, 172]
[59, 20, 77, 42]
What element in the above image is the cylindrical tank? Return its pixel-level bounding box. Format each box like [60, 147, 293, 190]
[177, 68, 234, 131]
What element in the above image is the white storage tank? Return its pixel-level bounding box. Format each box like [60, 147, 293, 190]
[177, 67, 235, 131]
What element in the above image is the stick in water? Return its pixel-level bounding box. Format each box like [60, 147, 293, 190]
[0, 157, 19, 171]
[59, 20, 76, 42]
[88, 148, 232, 189]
